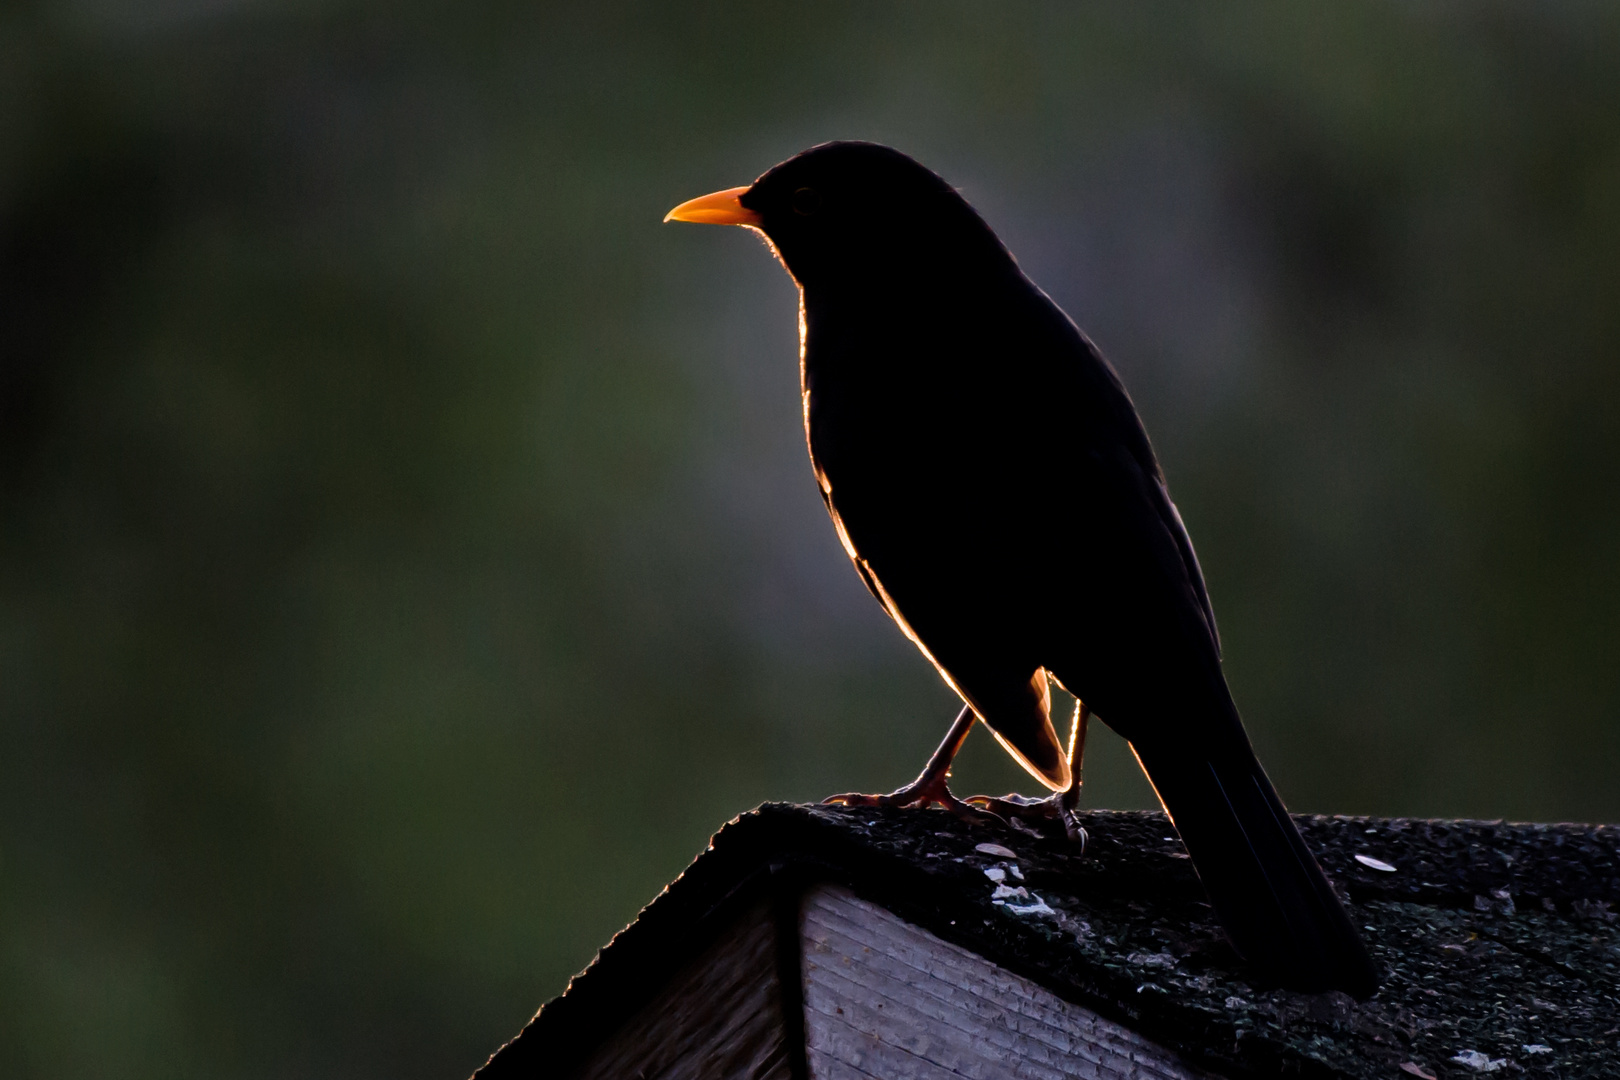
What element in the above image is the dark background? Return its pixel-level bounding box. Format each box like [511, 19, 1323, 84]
[3, 2, 1618, 1076]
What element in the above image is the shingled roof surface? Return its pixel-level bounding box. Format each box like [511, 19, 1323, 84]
[494, 803, 1619, 1080]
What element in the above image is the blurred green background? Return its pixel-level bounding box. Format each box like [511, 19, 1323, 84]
[3, 1, 1618, 1076]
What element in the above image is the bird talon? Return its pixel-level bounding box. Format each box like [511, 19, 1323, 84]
[960, 790, 1090, 847]
[823, 772, 991, 823]
[821, 790, 920, 809]
[1063, 815, 1088, 850]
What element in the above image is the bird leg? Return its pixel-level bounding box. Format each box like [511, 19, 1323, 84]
[966, 701, 1090, 848]
[823, 705, 1000, 825]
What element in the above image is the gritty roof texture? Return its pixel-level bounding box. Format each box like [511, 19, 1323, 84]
[482, 802, 1619, 1080]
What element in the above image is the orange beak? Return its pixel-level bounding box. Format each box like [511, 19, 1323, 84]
[663, 185, 761, 226]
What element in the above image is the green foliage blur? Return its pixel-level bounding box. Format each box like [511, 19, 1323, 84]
[2, 2, 1618, 1075]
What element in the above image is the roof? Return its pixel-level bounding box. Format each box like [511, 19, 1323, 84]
[479, 802, 1620, 1080]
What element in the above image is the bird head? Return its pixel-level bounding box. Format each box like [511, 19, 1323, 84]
[665, 141, 1008, 292]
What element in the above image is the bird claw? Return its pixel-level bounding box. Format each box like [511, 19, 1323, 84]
[964, 791, 1088, 851]
[822, 704, 1087, 846]
[823, 777, 1002, 827]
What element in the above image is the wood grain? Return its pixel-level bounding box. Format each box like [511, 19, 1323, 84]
[571, 900, 792, 1080]
[800, 885, 1217, 1080]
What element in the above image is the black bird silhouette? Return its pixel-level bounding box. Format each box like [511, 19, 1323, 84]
[667, 141, 1378, 997]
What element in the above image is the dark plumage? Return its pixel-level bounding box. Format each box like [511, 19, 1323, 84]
[667, 141, 1378, 996]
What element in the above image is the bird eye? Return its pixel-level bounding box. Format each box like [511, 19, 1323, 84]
[791, 187, 821, 216]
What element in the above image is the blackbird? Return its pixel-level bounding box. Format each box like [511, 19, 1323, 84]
[667, 141, 1377, 996]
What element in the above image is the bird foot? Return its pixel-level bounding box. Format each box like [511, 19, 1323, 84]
[823, 775, 1002, 828]
[964, 791, 1088, 850]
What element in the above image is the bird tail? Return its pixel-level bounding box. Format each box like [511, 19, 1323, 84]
[1131, 737, 1379, 997]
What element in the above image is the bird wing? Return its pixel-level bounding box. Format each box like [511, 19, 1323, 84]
[1147, 467, 1222, 660]
[1037, 312, 1223, 666]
